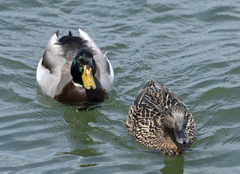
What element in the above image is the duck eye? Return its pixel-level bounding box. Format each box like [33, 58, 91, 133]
[78, 62, 83, 67]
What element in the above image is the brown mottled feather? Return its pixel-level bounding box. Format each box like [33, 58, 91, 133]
[126, 79, 197, 154]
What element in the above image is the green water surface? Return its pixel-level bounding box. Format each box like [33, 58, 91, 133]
[0, 0, 240, 173]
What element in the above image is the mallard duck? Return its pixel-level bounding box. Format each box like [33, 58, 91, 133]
[126, 79, 197, 154]
[36, 28, 114, 105]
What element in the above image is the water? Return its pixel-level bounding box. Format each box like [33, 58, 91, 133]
[1, 0, 240, 173]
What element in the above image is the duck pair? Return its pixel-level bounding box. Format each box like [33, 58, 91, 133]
[36, 28, 197, 154]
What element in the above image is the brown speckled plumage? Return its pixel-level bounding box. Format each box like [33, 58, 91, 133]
[126, 79, 197, 154]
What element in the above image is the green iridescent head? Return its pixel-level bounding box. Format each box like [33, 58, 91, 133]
[71, 49, 97, 90]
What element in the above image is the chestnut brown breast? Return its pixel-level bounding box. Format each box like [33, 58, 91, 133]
[54, 81, 107, 105]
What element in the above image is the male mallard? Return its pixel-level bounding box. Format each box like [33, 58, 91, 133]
[36, 28, 114, 105]
[126, 80, 197, 154]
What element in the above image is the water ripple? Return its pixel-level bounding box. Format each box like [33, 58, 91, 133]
[0, 0, 240, 173]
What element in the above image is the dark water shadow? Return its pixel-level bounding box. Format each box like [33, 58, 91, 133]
[160, 155, 184, 174]
[36, 88, 105, 158]
[70, 104, 101, 112]
[55, 104, 106, 159]
[146, 149, 185, 174]
[55, 148, 103, 157]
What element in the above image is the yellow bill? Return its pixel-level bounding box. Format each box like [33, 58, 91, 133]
[81, 65, 96, 90]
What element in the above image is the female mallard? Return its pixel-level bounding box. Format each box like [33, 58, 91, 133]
[126, 80, 197, 154]
[36, 28, 114, 105]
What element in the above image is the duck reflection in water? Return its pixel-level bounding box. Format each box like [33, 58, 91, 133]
[160, 155, 184, 174]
